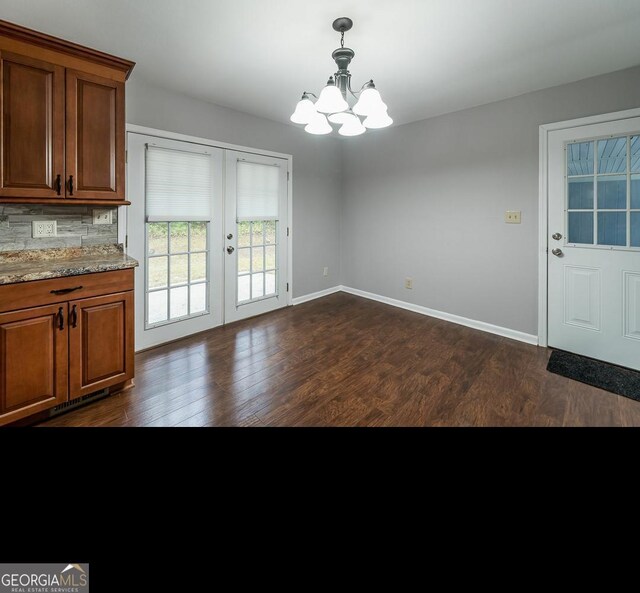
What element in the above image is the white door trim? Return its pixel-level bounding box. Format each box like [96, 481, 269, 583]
[538, 107, 640, 347]
[125, 124, 293, 307]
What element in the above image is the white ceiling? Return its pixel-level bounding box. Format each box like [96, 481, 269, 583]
[2, 0, 640, 127]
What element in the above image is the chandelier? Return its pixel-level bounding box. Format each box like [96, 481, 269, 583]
[290, 17, 392, 136]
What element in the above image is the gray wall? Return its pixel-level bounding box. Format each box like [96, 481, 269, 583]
[341, 65, 640, 336]
[0, 204, 118, 251]
[126, 77, 342, 298]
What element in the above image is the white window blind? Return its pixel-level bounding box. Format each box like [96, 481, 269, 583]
[236, 160, 280, 221]
[146, 144, 213, 221]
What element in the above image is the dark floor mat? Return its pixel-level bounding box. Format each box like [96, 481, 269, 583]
[547, 349, 640, 401]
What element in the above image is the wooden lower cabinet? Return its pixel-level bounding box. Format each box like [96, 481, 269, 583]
[69, 291, 134, 398]
[0, 303, 68, 422]
[0, 269, 134, 425]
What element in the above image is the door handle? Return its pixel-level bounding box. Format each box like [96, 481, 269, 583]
[50, 285, 83, 295]
[552, 248, 563, 257]
[68, 175, 74, 196]
[55, 174, 62, 196]
[57, 307, 64, 330]
[226, 246, 235, 254]
[70, 304, 78, 328]
[552, 232, 562, 241]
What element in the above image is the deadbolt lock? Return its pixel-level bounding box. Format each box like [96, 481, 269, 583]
[552, 232, 562, 240]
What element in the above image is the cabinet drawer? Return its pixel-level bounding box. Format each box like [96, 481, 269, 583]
[0, 269, 134, 313]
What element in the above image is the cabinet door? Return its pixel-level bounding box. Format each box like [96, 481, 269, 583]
[69, 291, 133, 398]
[65, 70, 125, 201]
[0, 303, 68, 424]
[0, 51, 65, 199]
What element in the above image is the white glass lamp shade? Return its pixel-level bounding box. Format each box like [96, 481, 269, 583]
[304, 113, 332, 135]
[363, 111, 393, 129]
[314, 84, 349, 114]
[338, 119, 366, 137]
[353, 87, 387, 116]
[329, 112, 358, 125]
[290, 97, 317, 124]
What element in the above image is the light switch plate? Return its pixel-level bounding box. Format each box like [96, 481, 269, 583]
[505, 210, 521, 224]
[93, 208, 112, 225]
[32, 220, 57, 238]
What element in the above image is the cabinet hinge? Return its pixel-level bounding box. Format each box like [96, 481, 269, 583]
[125, 235, 128, 249]
[125, 150, 128, 164]
[287, 227, 290, 237]
[286, 282, 289, 292]
[287, 171, 290, 181]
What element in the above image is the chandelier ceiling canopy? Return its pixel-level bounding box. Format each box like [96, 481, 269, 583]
[290, 17, 392, 137]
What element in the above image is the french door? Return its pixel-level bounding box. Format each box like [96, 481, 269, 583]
[547, 117, 640, 370]
[224, 151, 289, 323]
[127, 132, 289, 350]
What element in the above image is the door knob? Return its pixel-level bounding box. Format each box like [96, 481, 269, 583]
[227, 233, 233, 240]
[552, 232, 562, 240]
[552, 248, 563, 257]
[226, 246, 235, 254]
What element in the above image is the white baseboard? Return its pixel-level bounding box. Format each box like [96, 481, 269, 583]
[292, 286, 342, 305]
[340, 286, 539, 346]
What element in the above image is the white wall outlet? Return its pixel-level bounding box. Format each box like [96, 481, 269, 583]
[32, 220, 57, 238]
[93, 208, 112, 225]
[323, 267, 329, 277]
[405, 277, 413, 289]
[505, 210, 521, 224]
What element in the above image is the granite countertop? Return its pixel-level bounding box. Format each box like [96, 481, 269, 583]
[0, 244, 139, 285]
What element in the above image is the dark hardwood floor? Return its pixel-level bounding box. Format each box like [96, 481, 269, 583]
[38, 292, 640, 427]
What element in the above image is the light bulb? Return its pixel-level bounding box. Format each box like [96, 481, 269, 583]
[339, 119, 366, 137]
[314, 80, 348, 114]
[329, 112, 358, 125]
[304, 113, 332, 135]
[363, 111, 393, 129]
[290, 96, 317, 124]
[353, 87, 387, 116]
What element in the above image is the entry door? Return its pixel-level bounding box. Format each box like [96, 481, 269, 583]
[548, 118, 640, 370]
[224, 151, 289, 323]
[127, 133, 224, 350]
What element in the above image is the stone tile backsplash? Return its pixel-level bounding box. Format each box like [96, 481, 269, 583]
[0, 204, 118, 251]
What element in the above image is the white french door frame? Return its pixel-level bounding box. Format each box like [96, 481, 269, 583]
[538, 107, 640, 347]
[124, 124, 293, 350]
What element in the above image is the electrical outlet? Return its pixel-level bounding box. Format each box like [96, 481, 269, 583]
[32, 220, 57, 238]
[93, 208, 112, 225]
[323, 267, 329, 277]
[505, 210, 521, 224]
[405, 277, 413, 289]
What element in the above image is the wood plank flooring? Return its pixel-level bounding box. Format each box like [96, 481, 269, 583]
[38, 292, 640, 427]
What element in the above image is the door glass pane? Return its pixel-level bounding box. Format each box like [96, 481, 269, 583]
[251, 221, 263, 245]
[252, 246, 264, 272]
[237, 221, 250, 247]
[597, 212, 626, 246]
[148, 222, 168, 255]
[190, 252, 206, 282]
[170, 254, 188, 285]
[170, 222, 189, 253]
[631, 212, 640, 248]
[265, 245, 276, 270]
[237, 248, 250, 273]
[264, 221, 276, 245]
[265, 271, 276, 295]
[148, 290, 168, 324]
[598, 137, 627, 174]
[252, 273, 264, 298]
[597, 175, 627, 209]
[238, 275, 250, 303]
[148, 256, 168, 289]
[190, 222, 207, 251]
[632, 174, 640, 209]
[567, 141, 594, 176]
[190, 283, 207, 314]
[632, 136, 640, 173]
[568, 212, 594, 244]
[568, 177, 593, 209]
[170, 286, 188, 318]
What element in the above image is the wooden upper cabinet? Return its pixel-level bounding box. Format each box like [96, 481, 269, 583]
[0, 19, 134, 205]
[0, 51, 65, 198]
[66, 70, 125, 200]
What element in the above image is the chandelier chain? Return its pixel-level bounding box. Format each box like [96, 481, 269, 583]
[340, 30, 344, 48]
